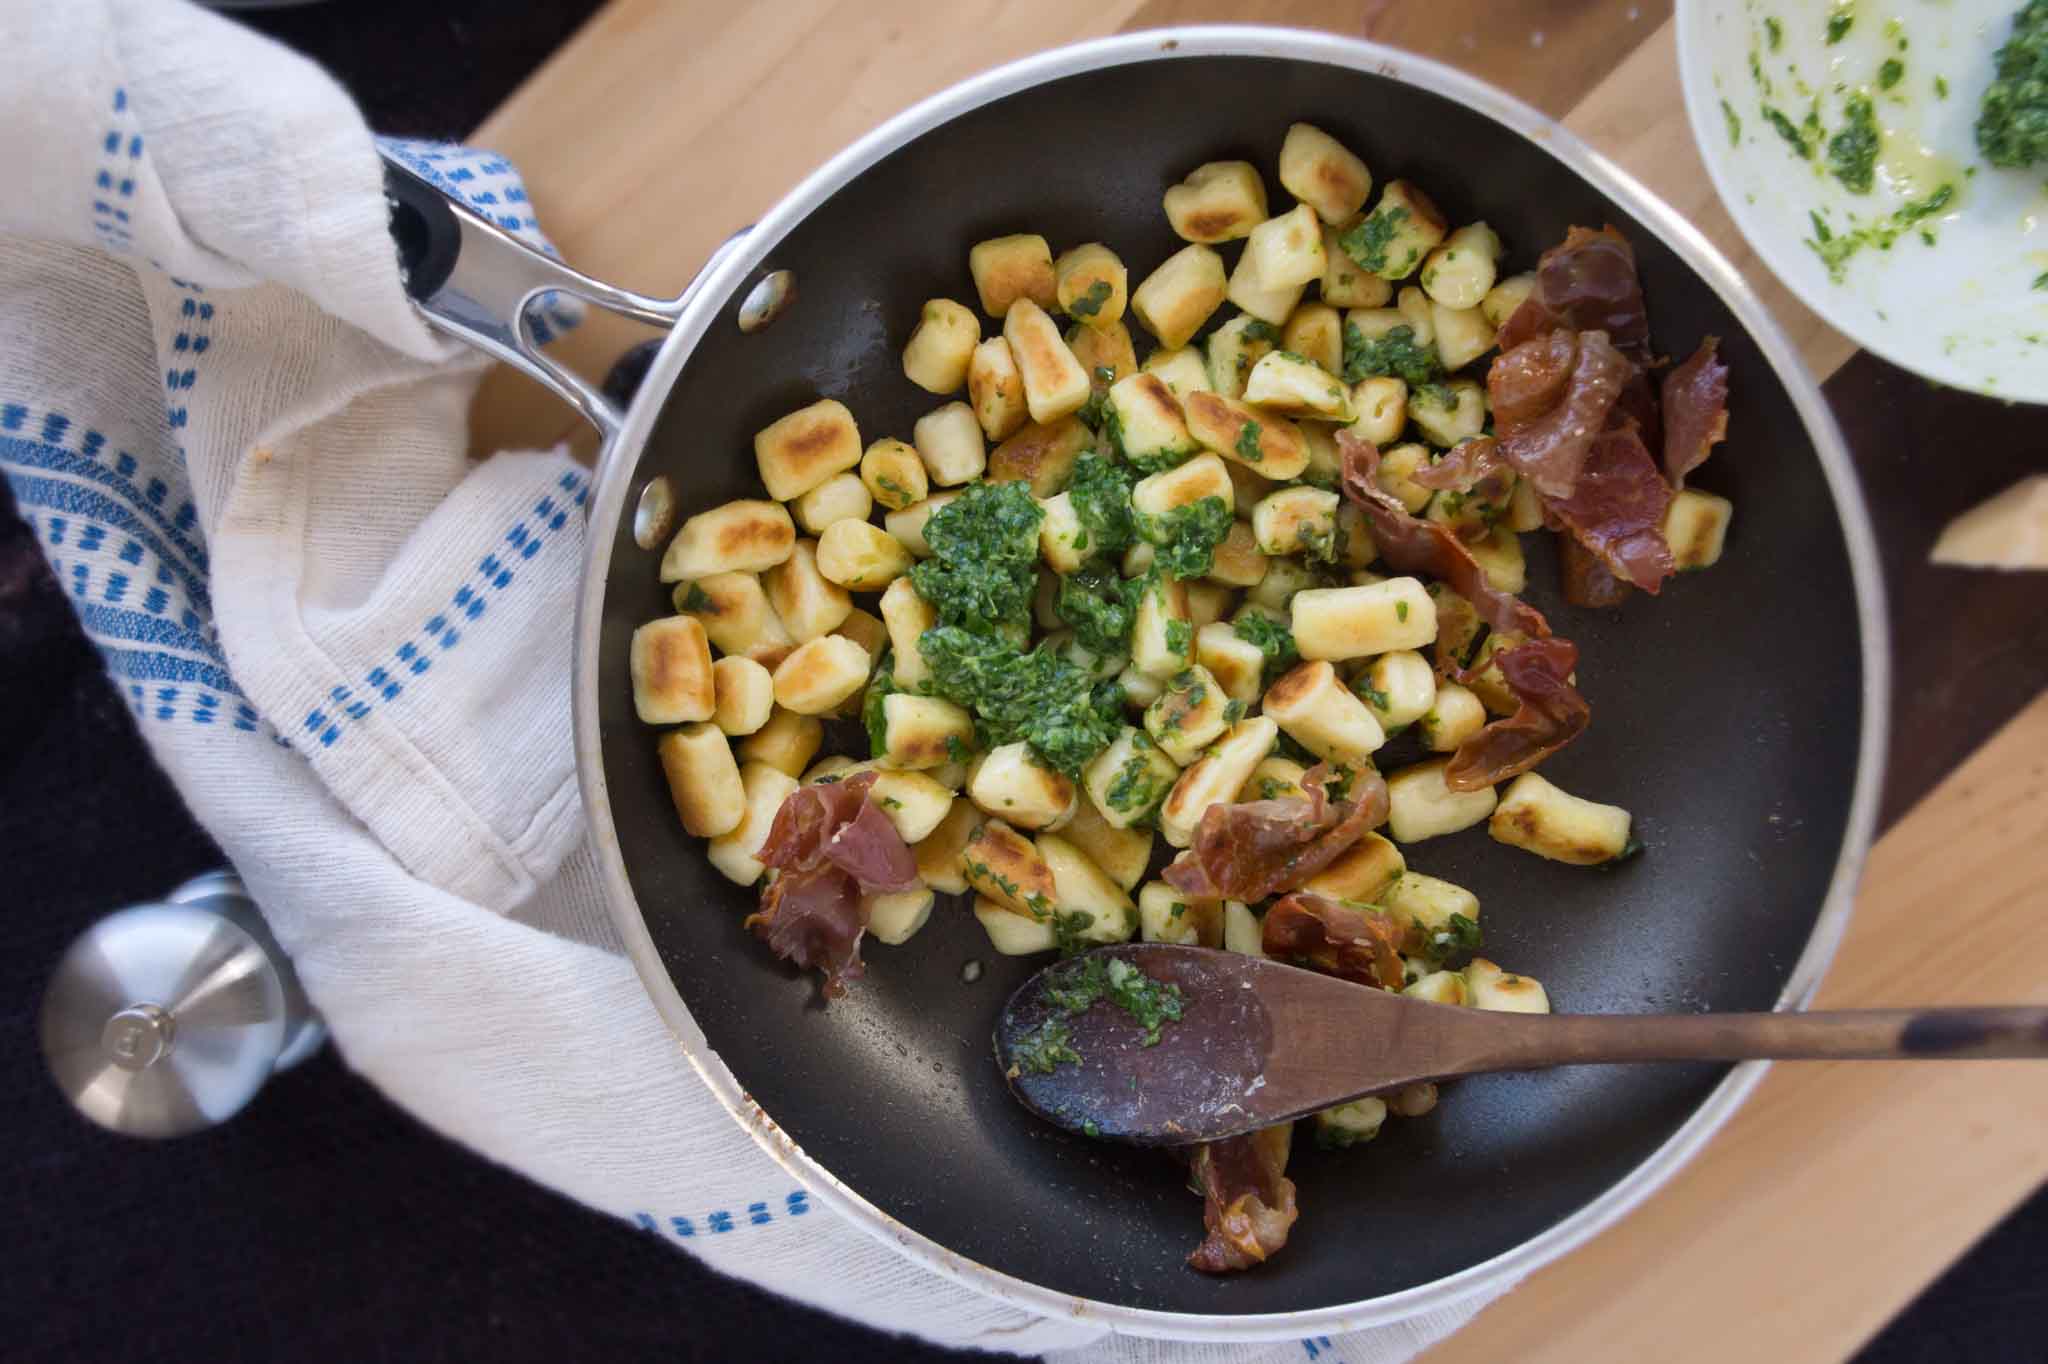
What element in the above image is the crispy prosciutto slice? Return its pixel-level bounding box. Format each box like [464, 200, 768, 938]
[1496, 225, 1652, 364]
[1261, 893, 1408, 991]
[1544, 425, 1675, 593]
[1445, 637, 1592, 791]
[1660, 336, 1730, 487]
[745, 773, 917, 999]
[1559, 534, 1632, 608]
[1489, 329, 1633, 499]
[1409, 434, 1513, 504]
[1162, 764, 1388, 902]
[1337, 432, 1551, 640]
[1187, 1126, 1299, 1274]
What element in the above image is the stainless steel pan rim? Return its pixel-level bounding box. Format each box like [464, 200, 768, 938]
[570, 24, 1890, 1340]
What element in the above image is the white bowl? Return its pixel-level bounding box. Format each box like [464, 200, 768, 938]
[1677, 0, 2048, 402]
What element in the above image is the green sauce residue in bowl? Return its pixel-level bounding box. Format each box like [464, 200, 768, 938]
[1977, 1, 2048, 168]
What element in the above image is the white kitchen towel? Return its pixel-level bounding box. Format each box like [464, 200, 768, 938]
[0, 3, 1510, 1360]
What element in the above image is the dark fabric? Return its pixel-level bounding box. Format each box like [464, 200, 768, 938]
[3, 4, 2041, 1359]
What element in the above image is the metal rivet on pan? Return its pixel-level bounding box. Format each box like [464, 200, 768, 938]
[632, 475, 676, 550]
[738, 270, 796, 333]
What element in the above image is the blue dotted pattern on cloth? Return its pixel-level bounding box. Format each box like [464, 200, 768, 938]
[632, 1191, 811, 1243]
[89, 87, 139, 253]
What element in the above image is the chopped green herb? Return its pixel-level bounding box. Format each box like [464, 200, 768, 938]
[2034, 270, 2048, 290]
[1298, 518, 1342, 566]
[1070, 279, 1113, 318]
[1977, 0, 2048, 168]
[945, 733, 971, 764]
[1761, 104, 1816, 159]
[1935, 74, 1949, 99]
[911, 481, 1044, 635]
[1135, 496, 1233, 579]
[1337, 205, 1408, 275]
[1354, 675, 1391, 712]
[880, 796, 903, 810]
[1764, 16, 1783, 50]
[1240, 319, 1282, 345]
[1233, 612, 1300, 684]
[1235, 420, 1264, 464]
[1826, 10, 1853, 46]
[1396, 599, 1410, 623]
[1036, 954, 1186, 1046]
[1222, 698, 1246, 724]
[861, 658, 898, 757]
[1105, 731, 1170, 817]
[1804, 182, 1957, 281]
[1721, 98, 1743, 146]
[1878, 57, 1904, 90]
[919, 627, 1121, 777]
[1342, 322, 1443, 388]
[1602, 836, 1647, 867]
[1169, 901, 1187, 919]
[680, 583, 713, 612]
[1827, 94, 1880, 194]
[1055, 560, 1139, 656]
[1066, 452, 1137, 556]
[1011, 1017, 1082, 1075]
[1164, 617, 1193, 660]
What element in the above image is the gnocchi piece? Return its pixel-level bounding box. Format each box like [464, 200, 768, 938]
[1055, 242, 1129, 329]
[660, 499, 796, 582]
[1353, 648, 1435, 731]
[1141, 345, 1215, 401]
[630, 615, 715, 725]
[1162, 160, 1269, 242]
[1243, 351, 1351, 420]
[1301, 830, 1405, 902]
[1320, 222, 1394, 308]
[1347, 377, 1408, 448]
[1346, 302, 1424, 350]
[1038, 834, 1137, 943]
[1480, 271, 1538, 330]
[883, 490, 962, 559]
[989, 416, 1089, 496]
[1463, 526, 1526, 595]
[1395, 286, 1437, 346]
[902, 298, 980, 394]
[915, 798, 982, 894]
[1181, 392, 1310, 480]
[1489, 771, 1634, 865]
[1404, 969, 1469, 1006]
[770, 634, 871, 715]
[966, 337, 1029, 442]
[1082, 726, 1180, 829]
[1159, 716, 1279, 847]
[1129, 571, 1194, 678]
[1121, 541, 1157, 577]
[1419, 222, 1502, 311]
[833, 608, 889, 662]
[1206, 518, 1270, 589]
[1382, 870, 1480, 941]
[1145, 665, 1232, 766]
[754, 400, 863, 503]
[1315, 1096, 1388, 1147]
[913, 400, 988, 487]
[1130, 244, 1228, 349]
[1066, 318, 1137, 394]
[1385, 758, 1498, 843]
[860, 438, 928, 512]
[1292, 576, 1436, 660]
[1137, 879, 1206, 946]
[1334, 502, 1377, 571]
[1057, 797, 1153, 893]
[1224, 254, 1306, 327]
[968, 742, 1077, 831]
[968, 233, 1056, 317]
[657, 723, 746, 838]
[805, 755, 859, 786]
[672, 571, 794, 666]
[866, 886, 936, 946]
[706, 762, 801, 886]
[710, 655, 774, 736]
[1431, 300, 1496, 373]
[879, 693, 975, 770]
[1420, 680, 1487, 753]
[1374, 442, 1435, 514]
[1663, 488, 1734, 570]
[1223, 900, 1265, 957]
[1465, 958, 1551, 1014]
[1408, 378, 1488, 448]
[974, 896, 1058, 954]
[1241, 203, 1328, 291]
[815, 519, 913, 591]
[1205, 314, 1277, 401]
[1262, 659, 1386, 764]
[1464, 632, 1528, 716]
[1184, 579, 1236, 629]
[736, 706, 822, 777]
[1245, 559, 1324, 612]
[1300, 424, 1344, 493]
[1388, 1082, 1439, 1117]
[1506, 474, 1546, 533]
[1033, 493, 1087, 576]
[1239, 755, 1310, 803]
[793, 471, 872, 536]
[1282, 302, 1344, 375]
[763, 539, 852, 642]
[1003, 299, 1092, 425]
[1252, 486, 1342, 558]
[1280, 122, 1373, 224]
[962, 818, 1058, 915]
[866, 768, 956, 843]
[1131, 448, 1233, 520]
[1115, 663, 1165, 709]
[1107, 372, 1201, 471]
[1344, 180, 1448, 281]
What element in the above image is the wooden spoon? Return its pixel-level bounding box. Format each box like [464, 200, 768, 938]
[993, 944, 2048, 1146]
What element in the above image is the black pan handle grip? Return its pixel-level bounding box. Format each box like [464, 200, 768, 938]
[381, 158, 463, 303]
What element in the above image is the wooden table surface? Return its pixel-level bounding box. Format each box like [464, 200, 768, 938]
[464, 3, 2048, 1356]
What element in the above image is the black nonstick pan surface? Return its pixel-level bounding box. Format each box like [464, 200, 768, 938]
[579, 32, 1884, 1328]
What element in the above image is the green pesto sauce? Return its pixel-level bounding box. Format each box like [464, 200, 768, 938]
[1804, 183, 1956, 280]
[1341, 321, 1442, 388]
[1828, 94, 1881, 193]
[1977, 0, 2048, 169]
[1039, 953, 1186, 1047]
[1232, 611, 1300, 684]
[1136, 497, 1232, 580]
[1722, 98, 1744, 146]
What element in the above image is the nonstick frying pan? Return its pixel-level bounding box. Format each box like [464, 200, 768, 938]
[383, 27, 1887, 1340]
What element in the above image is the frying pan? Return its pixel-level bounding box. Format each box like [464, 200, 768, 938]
[382, 27, 1887, 1341]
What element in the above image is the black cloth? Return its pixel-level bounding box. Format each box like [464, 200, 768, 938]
[4, 3, 2040, 1360]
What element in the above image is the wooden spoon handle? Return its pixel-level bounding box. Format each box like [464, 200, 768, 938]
[1462, 1006, 2048, 1073]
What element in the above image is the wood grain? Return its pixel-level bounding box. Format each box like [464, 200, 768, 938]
[468, 3, 2040, 1355]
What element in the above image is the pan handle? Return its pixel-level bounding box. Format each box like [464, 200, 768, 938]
[379, 150, 738, 441]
